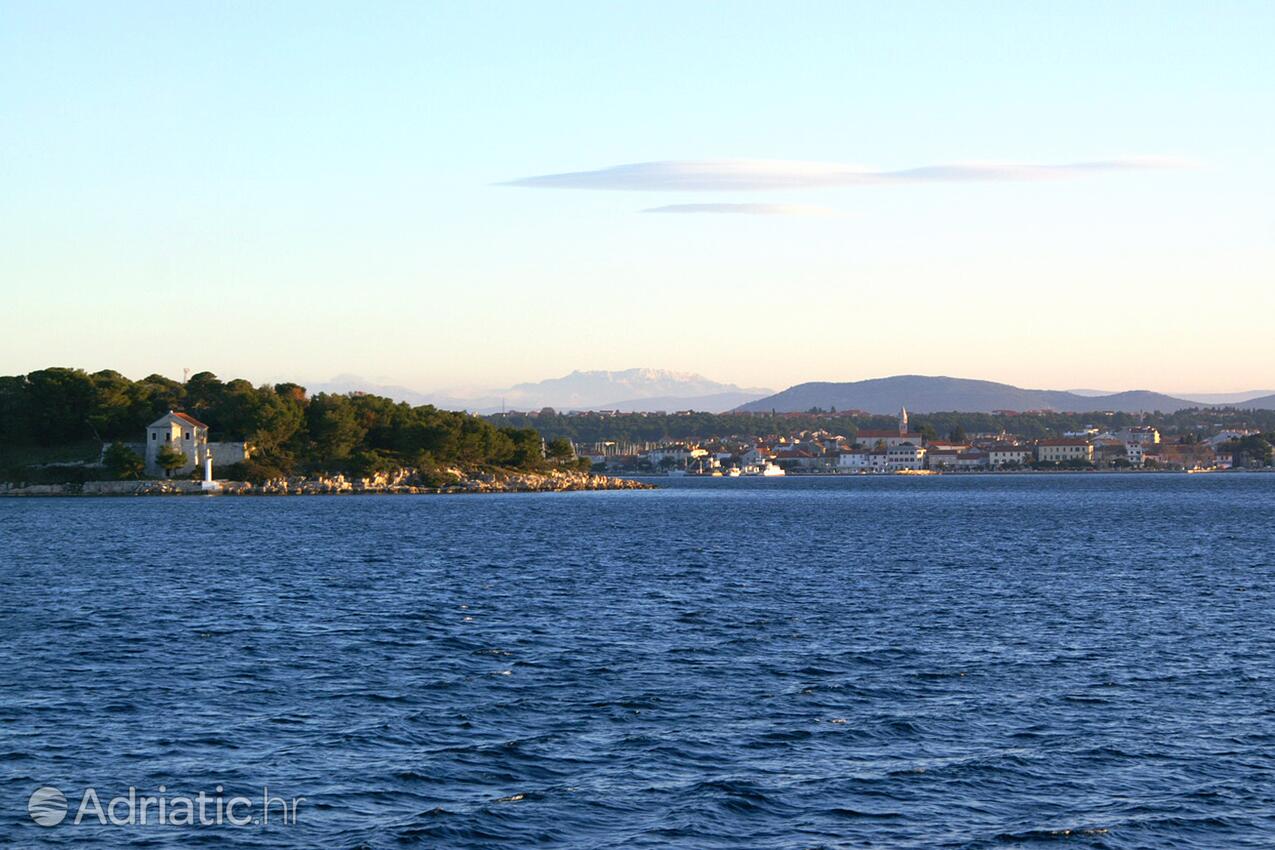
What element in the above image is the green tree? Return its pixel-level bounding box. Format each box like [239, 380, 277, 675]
[134, 374, 186, 420]
[545, 436, 575, 460]
[88, 370, 140, 440]
[350, 449, 396, 477]
[0, 375, 30, 444]
[1230, 435, 1272, 467]
[24, 368, 98, 444]
[306, 394, 367, 466]
[500, 427, 545, 469]
[155, 444, 187, 478]
[102, 442, 145, 480]
[183, 371, 226, 420]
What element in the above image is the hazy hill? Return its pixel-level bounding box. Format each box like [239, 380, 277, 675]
[486, 368, 771, 411]
[1224, 393, 1275, 410]
[1170, 390, 1275, 405]
[314, 369, 771, 413]
[595, 391, 769, 413]
[735, 375, 1204, 414]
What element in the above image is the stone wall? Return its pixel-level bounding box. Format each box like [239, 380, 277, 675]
[208, 442, 251, 466]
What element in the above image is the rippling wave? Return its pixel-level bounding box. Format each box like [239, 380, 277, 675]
[2, 475, 1274, 847]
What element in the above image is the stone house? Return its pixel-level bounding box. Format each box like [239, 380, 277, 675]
[145, 411, 250, 477]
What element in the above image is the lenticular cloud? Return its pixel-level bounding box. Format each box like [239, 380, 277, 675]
[503, 157, 1188, 192]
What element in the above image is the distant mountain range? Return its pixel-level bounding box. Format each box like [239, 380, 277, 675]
[305, 371, 1275, 415]
[735, 375, 1275, 414]
[309, 369, 772, 414]
[1069, 388, 1275, 403]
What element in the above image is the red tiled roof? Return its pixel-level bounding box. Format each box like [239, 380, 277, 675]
[171, 411, 208, 429]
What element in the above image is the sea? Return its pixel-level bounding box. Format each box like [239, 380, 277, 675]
[2, 474, 1273, 848]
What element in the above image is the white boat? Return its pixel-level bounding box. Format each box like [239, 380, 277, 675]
[743, 461, 786, 477]
[726, 467, 742, 477]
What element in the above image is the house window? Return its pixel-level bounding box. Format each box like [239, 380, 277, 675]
[151, 433, 157, 441]
[185, 432, 191, 440]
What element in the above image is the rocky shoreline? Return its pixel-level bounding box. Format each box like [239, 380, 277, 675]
[0, 468, 654, 497]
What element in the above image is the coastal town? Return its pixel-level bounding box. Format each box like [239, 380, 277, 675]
[570, 407, 1273, 475]
[3, 367, 1273, 494]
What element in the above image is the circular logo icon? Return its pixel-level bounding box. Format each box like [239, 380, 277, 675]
[28, 786, 68, 827]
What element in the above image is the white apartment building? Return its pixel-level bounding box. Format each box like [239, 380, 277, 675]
[837, 450, 872, 471]
[886, 443, 926, 471]
[988, 446, 1033, 468]
[1036, 439, 1095, 464]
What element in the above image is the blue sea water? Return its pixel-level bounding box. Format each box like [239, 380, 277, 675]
[2, 474, 1274, 848]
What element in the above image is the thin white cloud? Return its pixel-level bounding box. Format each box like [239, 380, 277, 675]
[642, 203, 840, 216]
[504, 157, 1190, 192]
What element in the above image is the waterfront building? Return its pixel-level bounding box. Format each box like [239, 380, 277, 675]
[837, 449, 872, 471]
[145, 410, 250, 477]
[773, 446, 823, 470]
[1207, 429, 1260, 448]
[988, 446, 1033, 468]
[1150, 443, 1217, 470]
[741, 446, 775, 467]
[1036, 439, 1095, 465]
[927, 449, 959, 469]
[885, 443, 926, 471]
[645, 444, 708, 467]
[1093, 438, 1129, 467]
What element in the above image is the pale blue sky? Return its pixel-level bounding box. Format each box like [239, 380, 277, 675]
[3, 2, 1272, 393]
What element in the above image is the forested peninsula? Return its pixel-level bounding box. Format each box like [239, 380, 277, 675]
[0, 367, 612, 491]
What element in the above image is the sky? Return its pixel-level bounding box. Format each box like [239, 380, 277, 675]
[2, 1, 1273, 395]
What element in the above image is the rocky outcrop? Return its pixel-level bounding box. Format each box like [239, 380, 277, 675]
[444, 468, 651, 494]
[246, 468, 651, 495]
[0, 468, 652, 497]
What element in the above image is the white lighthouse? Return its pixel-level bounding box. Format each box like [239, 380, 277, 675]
[200, 450, 220, 492]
